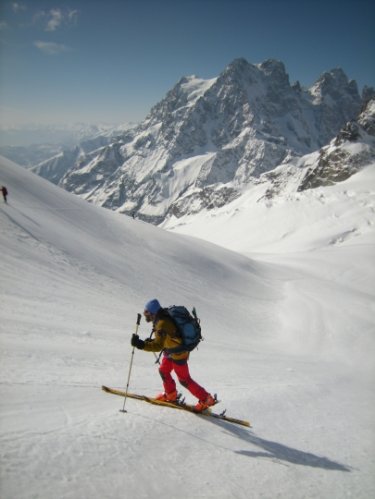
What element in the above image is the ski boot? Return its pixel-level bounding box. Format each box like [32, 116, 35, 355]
[195, 394, 217, 412]
[155, 390, 179, 402]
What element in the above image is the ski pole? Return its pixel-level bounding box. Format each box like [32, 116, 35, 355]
[120, 313, 141, 413]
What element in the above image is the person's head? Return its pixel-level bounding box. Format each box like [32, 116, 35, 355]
[144, 299, 161, 322]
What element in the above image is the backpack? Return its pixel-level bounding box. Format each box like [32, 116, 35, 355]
[167, 305, 202, 352]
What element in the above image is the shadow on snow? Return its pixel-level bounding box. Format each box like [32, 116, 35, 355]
[208, 417, 351, 472]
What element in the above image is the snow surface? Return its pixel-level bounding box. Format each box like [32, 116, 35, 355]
[1, 156, 374, 499]
[180, 76, 217, 106]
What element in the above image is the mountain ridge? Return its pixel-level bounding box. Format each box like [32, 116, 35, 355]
[23, 58, 375, 223]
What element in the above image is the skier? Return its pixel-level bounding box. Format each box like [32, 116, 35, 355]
[131, 298, 216, 412]
[1, 185, 8, 203]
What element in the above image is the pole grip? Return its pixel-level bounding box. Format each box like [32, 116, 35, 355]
[136, 313, 141, 326]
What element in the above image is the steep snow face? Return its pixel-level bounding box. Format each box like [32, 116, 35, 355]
[1, 156, 375, 499]
[164, 99, 375, 224]
[163, 161, 375, 375]
[0, 156, 276, 343]
[149, 75, 217, 115]
[179, 76, 218, 105]
[34, 58, 367, 224]
[1, 157, 375, 499]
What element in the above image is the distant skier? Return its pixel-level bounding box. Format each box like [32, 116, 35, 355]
[1, 186, 8, 203]
[131, 299, 216, 412]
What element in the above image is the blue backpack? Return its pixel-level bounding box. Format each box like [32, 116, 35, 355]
[167, 305, 202, 352]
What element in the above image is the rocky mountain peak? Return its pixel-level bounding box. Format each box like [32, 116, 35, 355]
[297, 97, 375, 192]
[221, 57, 251, 77]
[31, 58, 372, 224]
[310, 68, 359, 102]
[357, 98, 375, 136]
[259, 59, 290, 87]
[362, 85, 375, 106]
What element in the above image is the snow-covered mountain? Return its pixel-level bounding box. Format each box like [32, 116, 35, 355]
[32, 58, 373, 224]
[297, 97, 375, 190]
[0, 122, 135, 171]
[0, 122, 135, 147]
[1, 155, 374, 499]
[162, 100, 375, 256]
[0, 143, 63, 169]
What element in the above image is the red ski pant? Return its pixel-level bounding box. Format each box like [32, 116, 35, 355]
[159, 355, 209, 401]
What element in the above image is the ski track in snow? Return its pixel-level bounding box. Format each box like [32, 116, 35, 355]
[1, 157, 375, 499]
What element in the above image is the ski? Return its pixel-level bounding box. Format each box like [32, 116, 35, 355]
[102, 385, 251, 427]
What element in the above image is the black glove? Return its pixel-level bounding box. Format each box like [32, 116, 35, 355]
[131, 334, 145, 349]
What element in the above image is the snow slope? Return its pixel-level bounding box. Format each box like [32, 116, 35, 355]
[1, 156, 374, 499]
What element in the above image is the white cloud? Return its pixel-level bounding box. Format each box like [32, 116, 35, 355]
[33, 8, 79, 32]
[12, 2, 27, 13]
[68, 9, 79, 24]
[45, 8, 63, 32]
[34, 40, 70, 55]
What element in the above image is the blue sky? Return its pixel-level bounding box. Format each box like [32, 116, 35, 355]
[0, 0, 374, 127]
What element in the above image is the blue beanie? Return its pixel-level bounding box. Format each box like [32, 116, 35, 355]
[145, 299, 161, 315]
